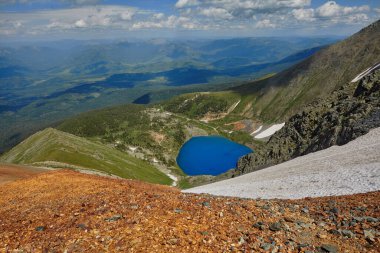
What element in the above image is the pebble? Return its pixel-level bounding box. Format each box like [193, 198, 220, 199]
[341, 229, 355, 238]
[77, 224, 87, 230]
[253, 222, 265, 230]
[320, 244, 338, 253]
[284, 216, 295, 222]
[298, 243, 309, 249]
[353, 216, 364, 222]
[317, 233, 327, 239]
[104, 214, 122, 222]
[329, 229, 341, 235]
[168, 238, 178, 245]
[202, 202, 210, 207]
[35, 226, 45, 232]
[363, 229, 375, 241]
[365, 216, 378, 222]
[269, 222, 282, 232]
[261, 243, 272, 251]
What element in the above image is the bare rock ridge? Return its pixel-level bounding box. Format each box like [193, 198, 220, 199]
[237, 58, 380, 176]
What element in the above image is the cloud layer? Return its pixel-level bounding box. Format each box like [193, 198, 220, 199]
[0, 0, 378, 38]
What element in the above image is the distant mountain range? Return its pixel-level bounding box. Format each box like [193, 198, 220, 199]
[0, 37, 336, 153]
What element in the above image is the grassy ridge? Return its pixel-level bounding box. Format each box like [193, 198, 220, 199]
[0, 128, 172, 185]
[230, 20, 380, 122]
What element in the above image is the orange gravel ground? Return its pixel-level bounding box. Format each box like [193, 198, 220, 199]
[0, 170, 378, 252]
[0, 164, 46, 185]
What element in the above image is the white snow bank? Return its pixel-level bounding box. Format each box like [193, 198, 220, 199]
[254, 123, 285, 139]
[250, 125, 263, 135]
[228, 100, 241, 113]
[167, 173, 178, 187]
[351, 62, 380, 82]
[184, 127, 380, 199]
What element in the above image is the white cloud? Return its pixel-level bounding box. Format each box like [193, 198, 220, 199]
[62, 0, 100, 5]
[74, 19, 87, 28]
[255, 19, 276, 28]
[346, 13, 369, 24]
[199, 7, 233, 19]
[316, 1, 369, 18]
[292, 8, 315, 21]
[175, 0, 199, 9]
[0, 5, 138, 35]
[132, 15, 206, 30]
[176, 0, 311, 13]
[0, 0, 376, 38]
[153, 13, 165, 20]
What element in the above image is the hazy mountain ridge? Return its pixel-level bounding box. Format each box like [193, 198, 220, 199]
[0, 37, 333, 153]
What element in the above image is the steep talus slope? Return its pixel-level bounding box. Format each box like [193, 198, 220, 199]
[232, 20, 380, 122]
[0, 170, 379, 252]
[237, 66, 380, 175]
[0, 128, 172, 185]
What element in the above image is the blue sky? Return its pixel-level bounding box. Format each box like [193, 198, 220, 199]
[1, 0, 379, 40]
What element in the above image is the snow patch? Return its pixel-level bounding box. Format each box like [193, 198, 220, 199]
[129, 146, 138, 152]
[167, 173, 178, 187]
[228, 100, 241, 113]
[250, 125, 263, 135]
[254, 123, 285, 139]
[351, 62, 380, 83]
[184, 127, 380, 199]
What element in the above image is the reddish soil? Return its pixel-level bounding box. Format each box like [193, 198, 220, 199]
[225, 121, 246, 131]
[0, 163, 47, 185]
[0, 170, 378, 252]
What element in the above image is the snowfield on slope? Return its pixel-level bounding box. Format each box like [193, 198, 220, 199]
[254, 123, 285, 139]
[351, 62, 380, 82]
[184, 127, 380, 199]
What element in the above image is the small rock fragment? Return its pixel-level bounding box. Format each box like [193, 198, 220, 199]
[269, 222, 282, 232]
[341, 229, 355, 238]
[320, 244, 338, 253]
[202, 202, 210, 207]
[253, 222, 265, 230]
[104, 214, 122, 222]
[261, 243, 272, 251]
[35, 226, 45, 232]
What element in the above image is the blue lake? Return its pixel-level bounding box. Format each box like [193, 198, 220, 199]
[176, 136, 253, 176]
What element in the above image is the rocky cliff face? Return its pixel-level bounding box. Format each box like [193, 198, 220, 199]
[236, 67, 380, 175]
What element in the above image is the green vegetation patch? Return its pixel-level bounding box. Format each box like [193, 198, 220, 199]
[0, 128, 172, 185]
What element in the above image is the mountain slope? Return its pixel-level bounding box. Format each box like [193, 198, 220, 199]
[1, 170, 379, 252]
[0, 128, 172, 185]
[231, 20, 380, 122]
[186, 127, 380, 199]
[237, 61, 380, 175]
